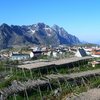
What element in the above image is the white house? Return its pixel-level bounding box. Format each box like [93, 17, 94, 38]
[30, 52, 34, 58]
[52, 51, 58, 58]
[75, 48, 87, 57]
[10, 54, 30, 60]
[91, 49, 100, 58]
[92, 55, 100, 58]
[30, 51, 42, 58]
[30, 46, 41, 51]
[47, 51, 52, 56]
[47, 51, 58, 58]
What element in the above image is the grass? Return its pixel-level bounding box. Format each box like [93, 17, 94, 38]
[0, 60, 100, 89]
[6, 75, 100, 100]
[0, 59, 100, 99]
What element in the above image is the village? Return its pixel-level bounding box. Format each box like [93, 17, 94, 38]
[0, 45, 100, 60]
[0, 45, 100, 100]
[0, 45, 100, 68]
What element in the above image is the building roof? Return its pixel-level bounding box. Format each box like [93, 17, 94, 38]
[12, 54, 30, 56]
[32, 51, 42, 53]
[94, 52, 100, 55]
[78, 48, 87, 57]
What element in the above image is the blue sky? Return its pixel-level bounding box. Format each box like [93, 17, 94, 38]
[0, 0, 100, 43]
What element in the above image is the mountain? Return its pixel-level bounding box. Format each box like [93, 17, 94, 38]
[0, 23, 80, 49]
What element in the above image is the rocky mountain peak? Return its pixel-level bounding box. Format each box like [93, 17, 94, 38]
[0, 23, 11, 30]
[0, 23, 80, 49]
[36, 23, 46, 29]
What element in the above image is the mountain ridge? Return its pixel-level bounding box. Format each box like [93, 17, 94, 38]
[0, 23, 80, 49]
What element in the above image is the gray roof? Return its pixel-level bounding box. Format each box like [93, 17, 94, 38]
[78, 48, 87, 57]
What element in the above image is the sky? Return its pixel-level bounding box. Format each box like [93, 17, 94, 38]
[0, 0, 100, 43]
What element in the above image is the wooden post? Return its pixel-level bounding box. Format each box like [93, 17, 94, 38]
[29, 69, 33, 79]
[13, 93, 17, 100]
[24, 88, 29, 100]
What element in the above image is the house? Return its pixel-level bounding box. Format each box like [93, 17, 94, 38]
[92, 49, 100, 57]
[47, 50, 58, 58]
[30, 46, 41, 52]
[10, 54, 30, 60]
[75, 48, 87, 57]
[91, 60, 100, 67]
[52, 51, 58, 58]
[84, 48, 92, 55]
[47, 49, 64, 58]
[30, 51, 42, 58]
[47, 51, 52, 56]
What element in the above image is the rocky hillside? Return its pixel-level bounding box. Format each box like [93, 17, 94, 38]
[0, 23, 80, 49]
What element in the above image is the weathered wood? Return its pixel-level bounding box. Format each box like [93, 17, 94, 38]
[18, 56, 93, 69]
[0, 68, 100, 99]
[46, 69, 100, 80]
[0, 79, 49, 99]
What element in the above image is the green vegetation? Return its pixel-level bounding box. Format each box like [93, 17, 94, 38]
[0, 59, 100, 100]
[0, 59, 100, 87]
[6, 75, 100, 100]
